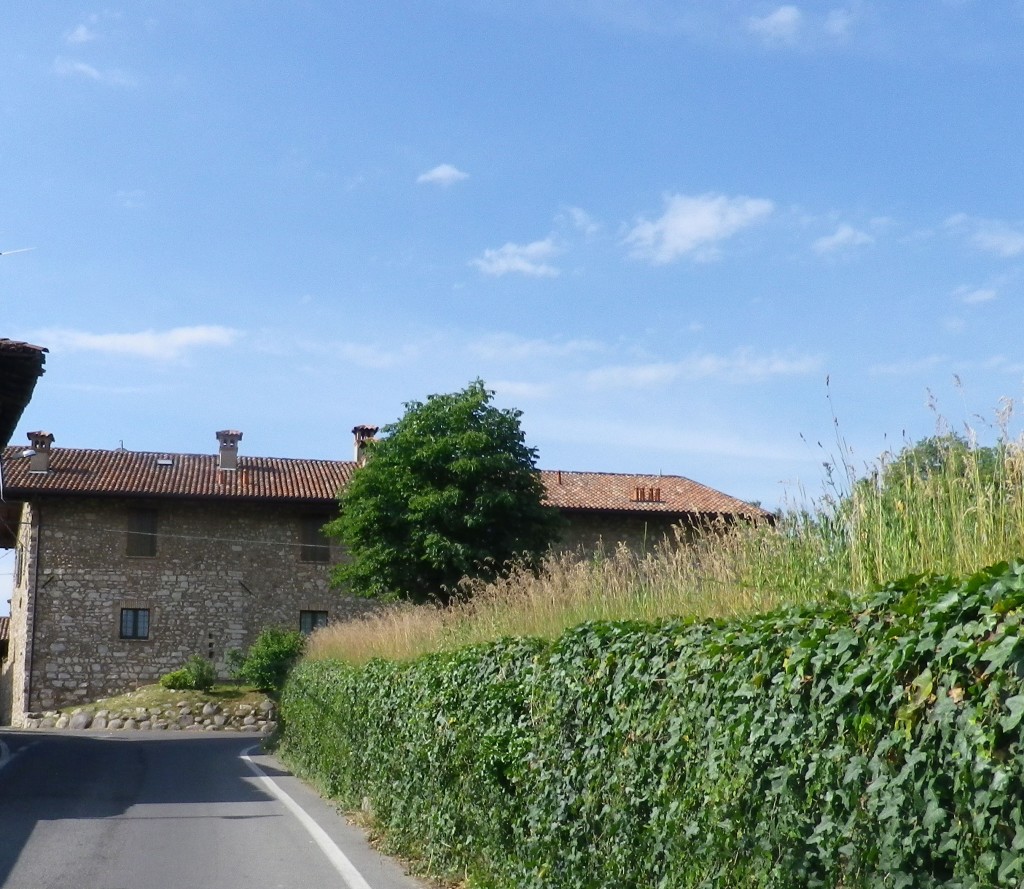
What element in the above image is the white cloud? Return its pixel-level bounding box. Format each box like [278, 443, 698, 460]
[491, 380, 553, 400]
[945, 213, 1024, 257]
[561, 205, 600, 236]
[66, 24, 98, 44]
[53, 56, 135, 87]
[624, 192, 774, 264]
[984, 355, 1024, 375]
[954, 285, 997, 305]
[337, 341, 422, 369]
[586, 362, 681, 389]
[416, 164, 469, 186]
[471, 237, 561, 277]
[586, 349, 820, 389]
[971, 226, 1024, 257]
[469, 333, 601, 362]
[747, 6, 803, 43]
[813, 223, 874, 254]
[868, 355, 945, 376]
[682, 349, 822, 382]
[37, 326, 240, 360]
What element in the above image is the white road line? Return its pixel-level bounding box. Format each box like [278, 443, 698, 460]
[241, 745, 374, 889]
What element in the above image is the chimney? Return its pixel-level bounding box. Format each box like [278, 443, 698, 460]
[26, 431, 55, 473]
[352, 425, 379, 465]
[215, 429, 243, 471]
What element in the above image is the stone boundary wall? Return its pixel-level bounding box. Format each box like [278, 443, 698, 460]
[21, 696, 278, 734]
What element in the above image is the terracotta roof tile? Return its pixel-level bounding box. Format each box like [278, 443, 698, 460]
[1, 446, 354, 504]
[538, 470, 766, 517]
[0, 445, 767, 518]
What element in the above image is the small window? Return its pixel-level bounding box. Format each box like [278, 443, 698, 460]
[299, 516, 330, 563]
[299, 610, 329, 634]
[120, 607, 150, 640]
[126, 508, 158, 557]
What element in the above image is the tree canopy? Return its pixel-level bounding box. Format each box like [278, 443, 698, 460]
[325, 380, 563, 604]
[862, 432, 1004, 499]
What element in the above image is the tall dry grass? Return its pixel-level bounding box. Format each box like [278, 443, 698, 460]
[307, 419, 1024, 666]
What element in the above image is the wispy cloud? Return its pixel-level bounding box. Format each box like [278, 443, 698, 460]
[984, 355, 1024, 375]
[624, 192, 774, 264]
[471, 237, 561, 277]
[416, 163, 469, 186]
[53, 56, 135, 87]
[682, 349, 821, 382]
[747, 6, 803, 44]
[586, 349, 820, 389]
[37, 326, 240, 360]
[585, 362, 680, 389]
[560, 205, 600, 237]
[813, 223, 874, 254]
[869, 355, 946, 376]
[491, 379, 554, 400]
[66, 23, 98, 44]
[954, 285, 997, 305]
[337, 341, 423, 369]
[945, 213, 1024, 257]
[468, 333, 601, 362]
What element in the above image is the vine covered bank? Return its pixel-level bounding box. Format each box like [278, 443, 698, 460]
[280, 562, 1024, 888]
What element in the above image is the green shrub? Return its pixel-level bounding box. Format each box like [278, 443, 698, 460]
[159, 655, 216, 692]
[280, 561, 1024, 888]
[229, 627, 305, 692]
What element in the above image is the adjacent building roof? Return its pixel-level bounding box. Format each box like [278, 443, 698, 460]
[0, 443, 767, 518]
[538, 469, 763, 517]
[0, 340, 47, 447]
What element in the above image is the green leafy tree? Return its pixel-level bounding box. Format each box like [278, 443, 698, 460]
[325, 379, 563, 604]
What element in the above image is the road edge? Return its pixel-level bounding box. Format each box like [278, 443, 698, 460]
[241, 744, 375, 889]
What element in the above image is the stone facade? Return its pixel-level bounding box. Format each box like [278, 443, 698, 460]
[0, 439, 767, 727]
[556, 511, 700, 554]
[0, 496, 378, 723]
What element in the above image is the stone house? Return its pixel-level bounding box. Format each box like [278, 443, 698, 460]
[0, 428, 766, 725]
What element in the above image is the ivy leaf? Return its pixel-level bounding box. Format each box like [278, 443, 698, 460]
[982, 634, 1021, 675]
[1001, 694, 1024, 732]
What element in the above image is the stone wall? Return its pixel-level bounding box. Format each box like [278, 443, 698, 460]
[2, 496, 380, 723]
[555, 511, 698, 555]
[1, 501, 33, 727]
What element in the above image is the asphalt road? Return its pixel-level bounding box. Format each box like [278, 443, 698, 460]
[0, 730, 428, 889]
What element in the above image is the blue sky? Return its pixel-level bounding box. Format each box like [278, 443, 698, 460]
[3, 0, 1024, 534]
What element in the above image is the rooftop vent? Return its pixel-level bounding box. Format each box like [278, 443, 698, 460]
[215, 429, 242, 471]
[25, 430, 54, 473]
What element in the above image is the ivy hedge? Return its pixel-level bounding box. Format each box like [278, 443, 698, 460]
[279, 562, 1024, 888]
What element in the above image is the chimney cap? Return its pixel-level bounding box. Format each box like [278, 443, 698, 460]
[27, 430, 55, 446]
